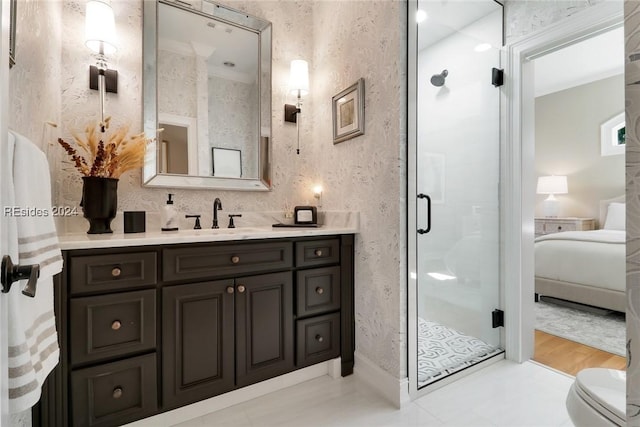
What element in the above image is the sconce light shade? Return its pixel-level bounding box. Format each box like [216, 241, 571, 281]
[85, 0, 117, 55]
[285, 59, 309, 153]
[537, 175, 568, 217]
[536, 175, 568, 195]
[289, 59, 309, 96]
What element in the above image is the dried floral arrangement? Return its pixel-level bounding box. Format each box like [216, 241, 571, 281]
[57, 118, 149, 179]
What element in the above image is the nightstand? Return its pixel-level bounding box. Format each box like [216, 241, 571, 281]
[535, 217, 595, 237]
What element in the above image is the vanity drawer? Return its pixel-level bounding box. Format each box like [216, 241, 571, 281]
[71, 353, 158, 427]
[295, 239, 340, 268]
[69, 252, 157, 295]
[69, 290, 156, 366]
[296, 266, 340, 317]
[163, 241, 292, 282]
[296, 313, 340, 368]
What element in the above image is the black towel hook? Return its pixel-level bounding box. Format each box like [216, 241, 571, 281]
[1, 255, 40, 297]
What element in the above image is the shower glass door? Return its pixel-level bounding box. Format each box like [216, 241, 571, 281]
[409, 0, 504, 391]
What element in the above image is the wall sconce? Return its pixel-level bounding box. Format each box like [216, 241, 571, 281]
[537, 175, 568, 217]
[85, 0, 118, 132]
[284, 59, 309, 154]
[313, 185, 323, 208]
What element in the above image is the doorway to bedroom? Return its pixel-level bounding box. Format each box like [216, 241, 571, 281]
[530, 24, 626, 376]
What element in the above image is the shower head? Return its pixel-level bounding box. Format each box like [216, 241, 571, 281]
[430, 69, 448, 87]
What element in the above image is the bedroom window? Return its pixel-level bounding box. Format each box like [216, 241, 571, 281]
[601, 112, 625, 156]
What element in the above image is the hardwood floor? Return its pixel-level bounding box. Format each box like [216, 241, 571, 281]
[533, 330, 627, 376]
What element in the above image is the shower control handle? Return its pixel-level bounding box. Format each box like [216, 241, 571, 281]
[417, 194, 431, 235]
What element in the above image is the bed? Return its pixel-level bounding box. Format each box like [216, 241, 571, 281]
[534, 196, 626, 312]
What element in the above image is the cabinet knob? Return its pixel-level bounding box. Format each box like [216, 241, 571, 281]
[237, 285, 246, 293]
[111, 320, 122, 331]
[557, 226, 562, 231]
[231, 256, 240, 264]
[314, 249, 323, 257]
[111, 267, 121, 277]
[315, 287, 324, 295]
[315, 334, 324, 343]
[112, 387, 123, 399]
[226, 286, 235, 294]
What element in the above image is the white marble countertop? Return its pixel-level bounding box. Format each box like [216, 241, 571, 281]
[58, 225, 358, 250]
[57, 211, 359, 250]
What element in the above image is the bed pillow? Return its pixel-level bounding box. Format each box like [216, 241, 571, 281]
[604, 202, 625, 230]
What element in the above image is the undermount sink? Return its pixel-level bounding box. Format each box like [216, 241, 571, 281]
[179, 226, 266, 235]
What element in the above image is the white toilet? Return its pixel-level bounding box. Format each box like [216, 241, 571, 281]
[566, 368, 626, 426]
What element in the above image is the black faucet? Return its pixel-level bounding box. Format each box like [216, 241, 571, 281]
[212, 198, 223, 229]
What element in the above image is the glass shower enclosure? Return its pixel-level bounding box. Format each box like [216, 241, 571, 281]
[408, 0, 504, 392]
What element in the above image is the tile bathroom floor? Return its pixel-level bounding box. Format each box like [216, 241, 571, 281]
[173, 359, 575, 427]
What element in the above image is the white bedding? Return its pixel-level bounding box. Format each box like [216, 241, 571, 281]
[535, 230, 625, 293]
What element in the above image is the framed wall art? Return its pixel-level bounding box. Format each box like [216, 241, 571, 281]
[332, 78, 365, 144]
[212, 147, 242, 178]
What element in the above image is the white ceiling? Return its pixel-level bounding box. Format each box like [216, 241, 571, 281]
[534, 26, 624, 97]
[158, 2, 258, 84]
[416, 0, 500, 51]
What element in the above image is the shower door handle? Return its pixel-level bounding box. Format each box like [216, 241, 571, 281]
[417, 193, 431, 234]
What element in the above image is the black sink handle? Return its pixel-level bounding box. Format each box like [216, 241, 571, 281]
[185, 214, 202, 230]
[228, 214, 242, 228]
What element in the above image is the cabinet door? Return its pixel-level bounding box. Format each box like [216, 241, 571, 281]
[235, 272, 294, 387]
[162, 280, 235, 410]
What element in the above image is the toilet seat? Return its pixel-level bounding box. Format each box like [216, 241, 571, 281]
[572, 368, 626, 426]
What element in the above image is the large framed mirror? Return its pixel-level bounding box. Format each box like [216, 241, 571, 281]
[143, 0, 272, 191]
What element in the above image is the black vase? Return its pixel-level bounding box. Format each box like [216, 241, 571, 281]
[81, 177, 118, 234]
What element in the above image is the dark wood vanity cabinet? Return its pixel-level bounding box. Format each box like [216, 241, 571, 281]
[161, 271, 294, 410]
[161, 279, 235, 410]
[33, 235, 354, 427]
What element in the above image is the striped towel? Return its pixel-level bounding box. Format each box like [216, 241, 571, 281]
[7, 131, 63, 413]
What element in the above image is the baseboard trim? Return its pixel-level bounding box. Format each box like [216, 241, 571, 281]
[124, 360, 338, 426]
[353, 352, 410, 408]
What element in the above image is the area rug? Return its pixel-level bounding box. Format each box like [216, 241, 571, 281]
[535, 298, 626, 357]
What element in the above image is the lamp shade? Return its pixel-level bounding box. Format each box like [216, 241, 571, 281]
[85, 0, 117, 55]
[289, 59, 309, 96]
[536, 175, 568, 195]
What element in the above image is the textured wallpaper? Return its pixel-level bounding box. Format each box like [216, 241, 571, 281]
[310, 0, 407, 379]
[625, 0, 640, 422]
[505, 0, 607, 41]
[208, 75, 259, 178]
[8, 0, 62, 150]
[8, 0, 63, 212]
[158, 49, 198, 118]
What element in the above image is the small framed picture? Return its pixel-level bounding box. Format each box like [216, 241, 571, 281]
[212, 147, 242, 178]
[332, 78, 365, 144]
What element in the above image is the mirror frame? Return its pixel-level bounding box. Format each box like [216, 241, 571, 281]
[142, 0, 272, 191]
